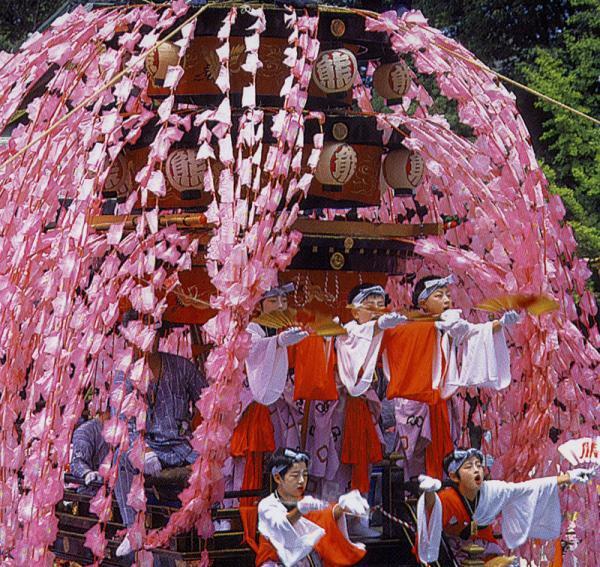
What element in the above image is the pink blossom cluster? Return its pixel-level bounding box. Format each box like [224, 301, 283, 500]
[0, 1, 198, 563]
[0, 2, 597, 565]
[145, 6, 324, 558]
[363, 10, 598, 564]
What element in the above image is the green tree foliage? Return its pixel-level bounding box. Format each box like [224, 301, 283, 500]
[520, 0, 600, 262]
[415, 0, 600, 271]
[0, 0, 68, 52]
[413, 1, 569, 74]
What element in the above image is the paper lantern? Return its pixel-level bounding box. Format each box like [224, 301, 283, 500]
[165, 148, 208, 194]
[315, 143, 358, 185]
[145, 41, 180, 83]
[382, 149, 425, 190]
[103, 153, 131, 200]
[312, 49, 357, 94]
[373, 61, 411, 99]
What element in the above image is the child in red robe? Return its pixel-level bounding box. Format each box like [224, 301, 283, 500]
[256, 448, 368, 567]
[417, 447, 596, 565]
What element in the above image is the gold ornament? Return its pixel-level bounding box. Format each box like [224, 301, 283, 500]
[330, 19, 346, 38]
[332, 122, 349, 141]
[330, 252, 345, 270]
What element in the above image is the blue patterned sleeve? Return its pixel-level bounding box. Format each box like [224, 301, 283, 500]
[187, 358, 207, 405]
[70, 422, 96, 478]
[111, 370, 139, 440]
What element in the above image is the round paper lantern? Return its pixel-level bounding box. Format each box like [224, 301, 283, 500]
[103, 153, 131, 200]
[145, 41, 180, 83]
[312, 49, 358, 94]
[382, 149, 425, 189]
[373, 61, 411, 99]
[315, 143, 358, 185]
[165, 148, 208, 193]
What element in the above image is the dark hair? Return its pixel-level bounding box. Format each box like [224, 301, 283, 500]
[268, 448, 309, 479]
[412, 275, 443, 308]
[348, 283, 389, 306]
[443, 449, 458, 478]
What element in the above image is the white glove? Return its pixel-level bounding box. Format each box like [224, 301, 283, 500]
[277, 326, 309, 347]
[499, 310, 519, 327]
[296, 495, 328, 515]
[377, 312, 407, 329]
[418, 474, 442, 493]
[144, 451, 162, 476]
[568, 467, 596, 484]
[338, 489, 369, 517]
[84, 471, 102, 486]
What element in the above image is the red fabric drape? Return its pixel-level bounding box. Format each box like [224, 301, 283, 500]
[382, 322, 438, 403]
[230, 402, 275, 503]
[382, 322, 454, 479]
[341, 396, 383, 493]
[548, 539, 563, 567]
[289, 336, 338, 401]
[425, 399, 454, 480]
[439, 488, 496, 543]
[239, 505, 260, 553]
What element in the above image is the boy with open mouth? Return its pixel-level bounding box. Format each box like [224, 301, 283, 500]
[416, 447, 596, 565]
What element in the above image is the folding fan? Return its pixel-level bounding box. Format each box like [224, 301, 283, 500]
[309, 318, 348, 337]
[483, 556, 517, 567]
[344, 305, 439, 322]
[253, 308, 298, 329]
[475, 293, 559, 316]
[252, 308, 346, 337]
[558, 437, 600, 467]
[405, 310, 439, 322]
[345, 304, 390, 315]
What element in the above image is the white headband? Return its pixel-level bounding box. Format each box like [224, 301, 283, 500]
[417, 275, 456, 303]
[447, 448, 484, 474]
[262, 283, 295, 299]
[271, 449, 310, 476]
[352, 285, 386, 307]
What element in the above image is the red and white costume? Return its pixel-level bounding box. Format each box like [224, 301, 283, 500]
[417, 477, 561, 563]
[256, 492, 366, 566]
[383, 309, 511, 479]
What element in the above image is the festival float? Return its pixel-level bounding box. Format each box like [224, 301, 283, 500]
[0, 0, 597, 566]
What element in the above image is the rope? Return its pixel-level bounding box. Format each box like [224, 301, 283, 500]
[371, 504, 415, 532]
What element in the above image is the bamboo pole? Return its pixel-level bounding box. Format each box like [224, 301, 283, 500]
[89, 212, 210, 230]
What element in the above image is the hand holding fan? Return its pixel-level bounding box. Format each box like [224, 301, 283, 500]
[476, 293, 559, 316]
[252, 308, 346, 337]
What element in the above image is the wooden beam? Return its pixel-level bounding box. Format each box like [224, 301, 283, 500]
[89, 214, 441, 239]
[291, 219, 442, 238]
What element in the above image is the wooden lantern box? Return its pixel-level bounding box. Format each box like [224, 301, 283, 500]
[145, 6, 390, 109]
